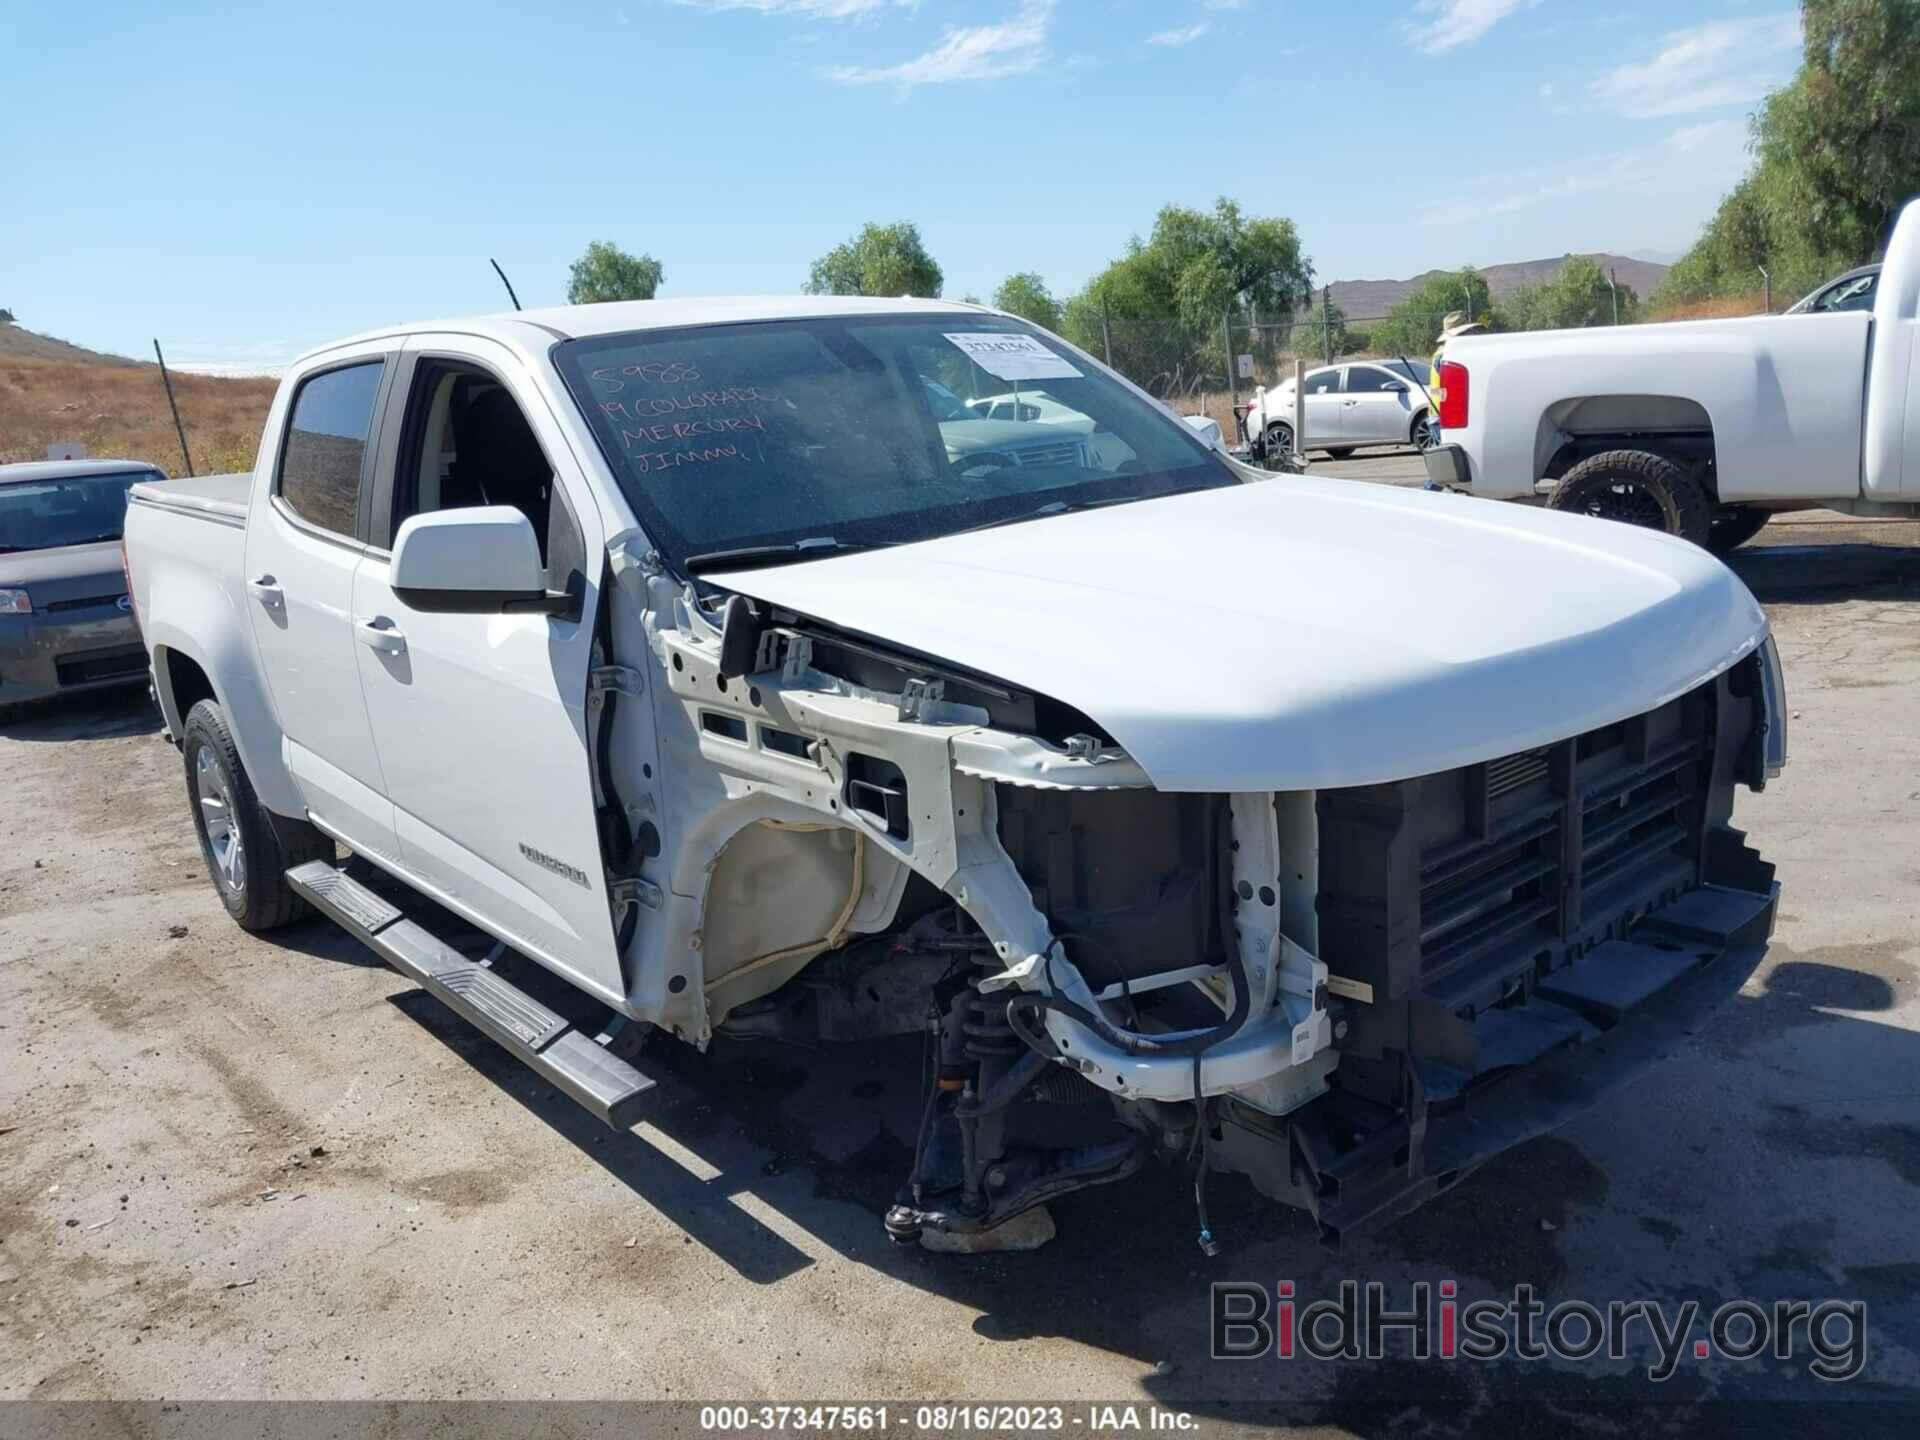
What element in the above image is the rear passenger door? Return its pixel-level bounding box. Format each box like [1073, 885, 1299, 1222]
[350, 337, 624, 1003]
[1301, 368, 1342, 446]
[243, 349, 402, 865]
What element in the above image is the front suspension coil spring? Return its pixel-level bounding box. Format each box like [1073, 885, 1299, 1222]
[960, 984, 1020, 1063]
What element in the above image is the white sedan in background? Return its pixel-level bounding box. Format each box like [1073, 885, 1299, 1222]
[1244, 359, 1436, 463]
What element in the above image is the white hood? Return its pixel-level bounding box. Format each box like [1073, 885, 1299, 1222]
[711, 477, 1769, 792]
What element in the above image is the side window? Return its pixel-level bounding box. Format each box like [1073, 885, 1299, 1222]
[1823, 274, 1877, 313]
[1304, 371, 1339, 396]
[1345, 367, 1399, 394]
[393, 362, 584, 594]
[279, 361, 384, 536]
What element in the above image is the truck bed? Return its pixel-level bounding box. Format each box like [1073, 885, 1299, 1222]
[128, 471, 251, 525]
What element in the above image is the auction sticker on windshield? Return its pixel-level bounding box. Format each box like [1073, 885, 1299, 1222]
[944, 332, 1083, 381]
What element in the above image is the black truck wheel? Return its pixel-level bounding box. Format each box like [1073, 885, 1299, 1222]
[181, 699, 331, 932]
[1547, 449, 1713, 548]
[1706, 505, 1772, 555]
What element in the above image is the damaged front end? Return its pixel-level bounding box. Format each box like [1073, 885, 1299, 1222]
[604, 546, 1784, 1249]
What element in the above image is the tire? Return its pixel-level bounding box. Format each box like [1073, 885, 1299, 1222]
[1262, 422, 1295, 470]
[181, 699, 331, 932]
[1546, 449, 1713, 548]
[1324, 447, 1357, 460]
[1411, 412, 1438, 452]
[1706, 505, 1772, 556]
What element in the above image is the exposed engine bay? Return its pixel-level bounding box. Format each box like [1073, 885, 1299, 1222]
[592, 541, 1784, 1248]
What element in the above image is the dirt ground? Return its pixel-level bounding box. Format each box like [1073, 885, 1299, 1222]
[2, 473, 1918, 1429]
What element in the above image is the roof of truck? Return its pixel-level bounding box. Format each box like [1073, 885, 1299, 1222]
[1, 458, 166, 485]
[292, 295, 1001, 371]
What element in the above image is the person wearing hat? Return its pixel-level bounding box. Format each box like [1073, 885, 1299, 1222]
[1428, 311, 1489, 419]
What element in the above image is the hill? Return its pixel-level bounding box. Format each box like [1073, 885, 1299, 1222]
[0, 355, 275, 477]
[0, 320, 144, 367]
[1326, 254, 1670, 319]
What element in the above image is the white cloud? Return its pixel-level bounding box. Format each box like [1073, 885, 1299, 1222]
[673, 0, 908, 17]
[1417, 119, 1749, 226]
[826, 1, 1053, 95]
[1589, 12, 1800, 119]
[1404, 0, 1536, 55]
[1148, 22, 1211, 47]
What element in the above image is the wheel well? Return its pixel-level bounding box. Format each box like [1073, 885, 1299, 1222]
[1536, 395, 1717, 492]
[161, 647, 216, 723]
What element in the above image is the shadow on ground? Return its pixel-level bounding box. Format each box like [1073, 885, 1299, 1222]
[0, 685, 158, 742]
[352, 939, 1920, 1432]
[1732, 540, 1920, 605]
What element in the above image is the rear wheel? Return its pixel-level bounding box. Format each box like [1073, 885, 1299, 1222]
[182, 699, 331, 932]
[1706, 505, 1772, 556]
[1262, 422, 1295, 470]
[1411, 412, 1438, 451]
[1546, 449, 1713, 548]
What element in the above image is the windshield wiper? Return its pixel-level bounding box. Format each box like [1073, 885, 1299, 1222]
[683, 536, 892, 574]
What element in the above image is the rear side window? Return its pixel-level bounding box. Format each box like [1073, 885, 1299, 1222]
[1304, 371, 1339, 395]
[279, 361, 384, 536]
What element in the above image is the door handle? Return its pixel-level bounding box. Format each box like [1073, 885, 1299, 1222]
[356, 618, 407, 655]
[248, 574, 284, 609]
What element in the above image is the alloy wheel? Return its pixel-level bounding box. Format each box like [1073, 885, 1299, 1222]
[195, 745, 246, 895]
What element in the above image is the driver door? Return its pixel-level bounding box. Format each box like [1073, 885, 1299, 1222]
[1339, 364, 1412, 443]
[350, 337, 625, 1004]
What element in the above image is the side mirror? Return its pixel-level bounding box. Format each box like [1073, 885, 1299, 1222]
[1182, 413, 1226, 453]
[391, 506, 573, 616]
[1381, 381, 1406, 393]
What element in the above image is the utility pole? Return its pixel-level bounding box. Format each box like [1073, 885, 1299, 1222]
[1100, 300, 1112, 366]
[153, 340, 194, 477]
[1224, 306, 1237, 414]
[1606, 266, 1620, 326]
[1759, 266, 1772, 315]
[1321, 285, 1333, 365]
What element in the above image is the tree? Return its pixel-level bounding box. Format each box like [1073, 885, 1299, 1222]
[1058, 197, 1312, 395]
[805, 221, 943, 298]
[567, 241, 664, 304]
[1760, 0, 1920, 267]
[1508, 257, 1638, 330]
[990, 272, 1062, 331]
[1658, 1, 1920, 310]
[1369, 269, 1497, 356]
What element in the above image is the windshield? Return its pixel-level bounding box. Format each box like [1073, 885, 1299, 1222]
[552, 315, 1236, 568]
[0, 472, 150, 553]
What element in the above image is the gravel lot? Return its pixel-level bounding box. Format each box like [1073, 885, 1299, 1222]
[3, 459, 1918, 1426]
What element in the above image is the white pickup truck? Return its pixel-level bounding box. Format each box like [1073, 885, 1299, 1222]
[123, 298, 1786, 1249]
[1425, 198, 1920, 553]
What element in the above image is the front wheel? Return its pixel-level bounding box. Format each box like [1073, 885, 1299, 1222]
[182, 699, 331, 932]
[1546, 449, 1713, 548]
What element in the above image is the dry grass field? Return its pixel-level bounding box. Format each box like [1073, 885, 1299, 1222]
[1646, 292, 1771, 321]
[0, 357, 276, 478]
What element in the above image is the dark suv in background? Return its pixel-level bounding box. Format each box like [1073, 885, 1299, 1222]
[1, 459, 162, 718]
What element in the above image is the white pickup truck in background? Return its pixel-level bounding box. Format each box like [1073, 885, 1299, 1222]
[1424, 197, 1920, 553]
[122, 298, 1786, 1250]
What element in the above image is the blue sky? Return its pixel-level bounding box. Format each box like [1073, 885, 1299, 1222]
[2, 0, 1803, 372]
